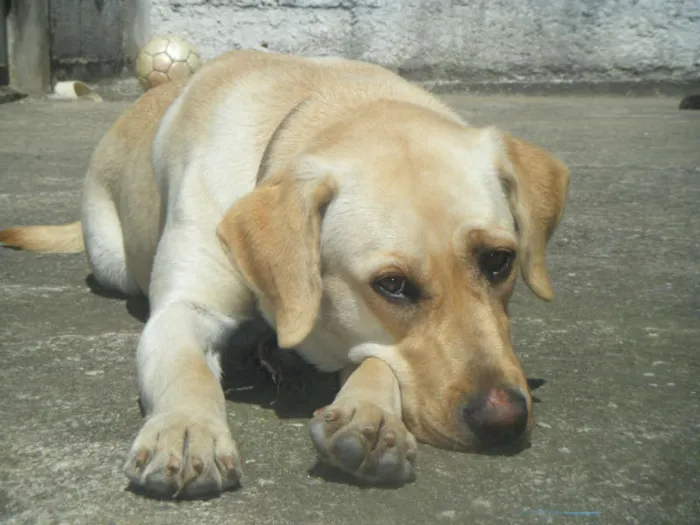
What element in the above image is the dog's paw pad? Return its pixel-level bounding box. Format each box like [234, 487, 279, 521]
[124, 412, 242, 499]
[309, 401, 417, 485]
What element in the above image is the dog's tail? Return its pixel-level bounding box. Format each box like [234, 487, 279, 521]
[0, 221, 85, 253]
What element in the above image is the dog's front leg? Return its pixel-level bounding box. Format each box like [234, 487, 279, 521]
[309, 357, 418, 484]
[123, 302, 242, 498]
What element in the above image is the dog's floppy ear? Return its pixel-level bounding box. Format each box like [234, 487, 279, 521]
[217, 173, 337, 348]
[494, 130, 570, 301]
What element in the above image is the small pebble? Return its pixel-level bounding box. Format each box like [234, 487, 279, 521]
[471, 498, 492, 510]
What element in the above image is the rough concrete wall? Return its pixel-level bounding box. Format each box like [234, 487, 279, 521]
[149, 0, 700, 88]
[49, 0, 128, 81]
[0, 2, 8, 84]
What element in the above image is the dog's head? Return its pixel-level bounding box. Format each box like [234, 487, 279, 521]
[218, 102, 569, 452]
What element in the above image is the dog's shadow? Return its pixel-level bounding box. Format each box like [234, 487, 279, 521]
[86, 274, 338, 420]
[217, 317, 338, 419]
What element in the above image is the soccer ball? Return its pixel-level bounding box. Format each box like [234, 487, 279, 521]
[135, 34, 202, 91]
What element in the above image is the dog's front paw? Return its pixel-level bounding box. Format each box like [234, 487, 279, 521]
[309, 401, 417, 485]
[123, 412, 242, 498]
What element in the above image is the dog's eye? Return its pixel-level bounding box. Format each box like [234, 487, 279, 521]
[479, 249, 515, 283]
[372, 275, 420, 303]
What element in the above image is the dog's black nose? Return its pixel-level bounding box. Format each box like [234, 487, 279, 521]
[461, 387, 529, 447]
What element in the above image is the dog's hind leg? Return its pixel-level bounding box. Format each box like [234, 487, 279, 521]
[81, 178, 140, 296]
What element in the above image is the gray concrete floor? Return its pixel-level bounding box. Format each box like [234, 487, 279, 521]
[1, 94, 699, 525]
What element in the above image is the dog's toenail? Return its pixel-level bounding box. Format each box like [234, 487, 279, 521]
[221, 454, 237, 472]
[384, 431, 396, 447]
[134, 450, 150, 469]
[166, 455, 181, 475]
[192, 456, 204, 474]
[323, 410, 338, 422]
[313, 406, 328, 417]
[406, 448, 417, 462]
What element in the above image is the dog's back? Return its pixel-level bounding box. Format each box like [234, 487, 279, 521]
[151, 50, 462, 214]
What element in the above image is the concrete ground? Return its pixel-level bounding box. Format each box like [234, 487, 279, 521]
[1, 93, 698, 525]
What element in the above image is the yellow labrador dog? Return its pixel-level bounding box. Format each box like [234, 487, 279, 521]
[0, 50, 569, 498]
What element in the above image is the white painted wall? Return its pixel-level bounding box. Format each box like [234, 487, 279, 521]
[146, 0, 700, 88]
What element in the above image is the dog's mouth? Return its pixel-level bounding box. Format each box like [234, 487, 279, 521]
[402, 406, 474, 452]
[412, 420, 473, 452]
[411, 417, 532, 455]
